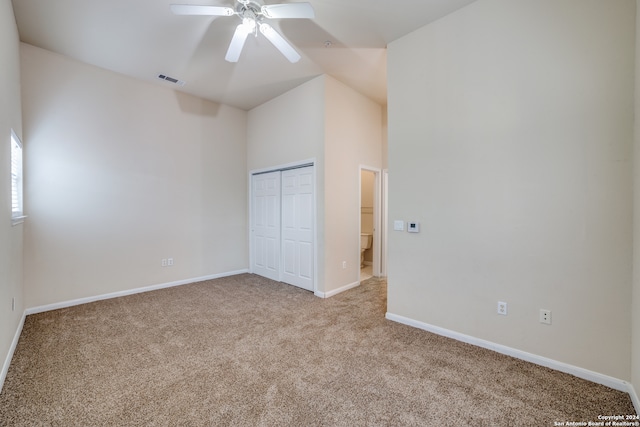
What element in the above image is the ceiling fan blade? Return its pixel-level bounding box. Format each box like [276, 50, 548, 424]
[225, 23, 251, 62]
[261, 3, 315, 19]
[259, 23, 301, 63]
[170, 4, 234, 16]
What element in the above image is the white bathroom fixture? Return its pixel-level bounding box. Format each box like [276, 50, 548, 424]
[360, 233, 373, 268]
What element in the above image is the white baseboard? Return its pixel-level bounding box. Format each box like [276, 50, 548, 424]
[1, 311, 26, 394]
[629, 383, 640, 415]
[25, 269, 249, 315]
[386, 312, 630, 393]
[315, 281, 360, 299]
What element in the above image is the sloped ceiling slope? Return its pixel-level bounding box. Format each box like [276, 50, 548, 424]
[12, 0, 477, 110]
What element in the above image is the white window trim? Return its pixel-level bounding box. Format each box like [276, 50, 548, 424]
[11, 130, 25, 226]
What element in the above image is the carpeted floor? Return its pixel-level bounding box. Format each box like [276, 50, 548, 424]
[0, 274, 635, 426]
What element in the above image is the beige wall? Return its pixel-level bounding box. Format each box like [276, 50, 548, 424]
[247, 77, 325, 171]
[247, 76, 326, 291]
[387, 0, 634, 380]
[381, 106, 388, 170]
[324, 76, 382, 292]
[0, 0, 24, 388]
[247, 75, 382, 294]
[361, 170, 375, 213]
[21, 44, 248, 308]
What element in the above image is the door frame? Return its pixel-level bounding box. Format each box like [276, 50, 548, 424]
[249, 158, 317, 293]
[359, 165, 382, 280]
[381, 169, 388, 277]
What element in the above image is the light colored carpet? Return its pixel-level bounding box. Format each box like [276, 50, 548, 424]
[0, 274, 635, 426]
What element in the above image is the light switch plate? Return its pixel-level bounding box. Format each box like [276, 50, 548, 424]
[394, 220, 404, 231]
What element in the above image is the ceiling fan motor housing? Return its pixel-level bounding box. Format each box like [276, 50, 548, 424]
[236, 0, 264, 15]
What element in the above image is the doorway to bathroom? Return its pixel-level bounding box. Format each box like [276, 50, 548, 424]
[360, 166, 381, 281]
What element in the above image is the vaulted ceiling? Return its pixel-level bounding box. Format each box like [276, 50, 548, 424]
[12, 0, 477, 110]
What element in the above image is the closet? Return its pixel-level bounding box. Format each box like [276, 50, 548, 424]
[251, 165, 314, 291]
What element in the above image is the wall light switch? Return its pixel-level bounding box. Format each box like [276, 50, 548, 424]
[394, 220, 404, 231]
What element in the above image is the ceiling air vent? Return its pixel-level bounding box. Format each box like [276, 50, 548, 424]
[157, 74, 185, 87]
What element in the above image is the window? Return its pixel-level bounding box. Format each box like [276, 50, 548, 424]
[11, 130, 24, 225]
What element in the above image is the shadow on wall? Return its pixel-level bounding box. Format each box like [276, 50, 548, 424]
[174, 92, 223, 117]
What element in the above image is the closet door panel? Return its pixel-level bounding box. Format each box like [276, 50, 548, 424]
[251, 171, 281, 281]
[251, 166, 314, 291]
[281, 167, 314, 291]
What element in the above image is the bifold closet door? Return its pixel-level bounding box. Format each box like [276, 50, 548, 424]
[251, 166, 314, 291]
[281, 167, 314, 291]
[251, 171, 281, 282]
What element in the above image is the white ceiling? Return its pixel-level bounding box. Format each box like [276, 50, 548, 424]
[12, 0, 477, 110]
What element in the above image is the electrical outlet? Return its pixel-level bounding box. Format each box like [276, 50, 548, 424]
[167, 258, 174, 266]
[540, 309, 552, 325]
[497, 301, 507, 316]
[161, 259, 167, 267]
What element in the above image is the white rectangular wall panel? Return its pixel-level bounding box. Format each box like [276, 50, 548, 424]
[251, 171, 281, 281]
[281, 167, 314, 291]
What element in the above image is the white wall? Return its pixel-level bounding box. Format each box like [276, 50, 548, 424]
[324, 76, 382, 292]
[387, 0, 634, 380]
[0, 0, 24, 390]
[21, 44, 248, 308]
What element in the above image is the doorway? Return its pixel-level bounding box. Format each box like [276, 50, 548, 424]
[250, 164, 315, 292]
[359, 166, 382, 281]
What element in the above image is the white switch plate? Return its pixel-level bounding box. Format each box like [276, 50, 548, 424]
[394, 220, 404, 231]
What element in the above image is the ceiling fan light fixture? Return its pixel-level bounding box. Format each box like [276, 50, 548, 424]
[242, 17, 256, 32]
[172, 1, 312, 63]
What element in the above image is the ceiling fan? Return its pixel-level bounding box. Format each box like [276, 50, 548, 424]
[170, 0, 315, 63]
